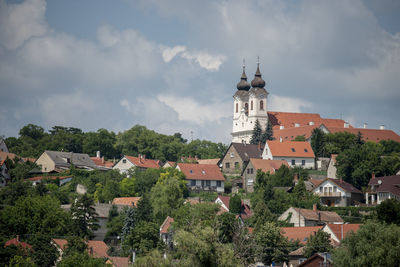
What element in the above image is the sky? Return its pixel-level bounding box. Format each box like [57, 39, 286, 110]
[1, 0, 400, 144]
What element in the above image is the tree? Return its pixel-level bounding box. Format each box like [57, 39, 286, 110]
[250, 120, 263, 144]
[253, 222, 289, 265]
[217, 212, 237, 243]
[262, 120, 274, 143]
[303, 230, 332, 258]
[124, 221, 159, 254]
[310, 128, 326, 158]
[294, 135, 306, 141]
[19, 124, 45, 141]
[70, 194, 100, 238]
[250, 201, 275, 227]
[29, 234, 58, 267]
[57, 252, 108, 267]
[136, 194, 153, 223]
[121, 207, 136, 240]
[376, 199, 400, 225]
[229, 195, 242, 214]
[333, 222, 400, 266]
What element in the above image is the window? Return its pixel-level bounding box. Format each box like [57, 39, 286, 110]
[236, 103, 238, 113]
[191, 180, 196, 186]
[247, 179, 254, 186]
[320, 187, 323, 192]
[251, 101, 253, 110]
[291, 148, 296, 152]
[304, 148, 308, 152]
[245, 103, 248, 112]
[247, 169, 250, 174]
[217, 181, 221, 187]
[234, 162, 239, 168]
[206, 180, 210, 187]
[122, 159, 127, 164]
[291, 159, 295, 165]
[333, 186, 337, 192]
[225, 162, 230, 169]
[302, 160, 305, 166]
[260, 100, 264, 110]
[202, 170, 206, 174]
[230, 152, 234, 158]
[67, 158, 71, 163]
[250, 168, 253, 174]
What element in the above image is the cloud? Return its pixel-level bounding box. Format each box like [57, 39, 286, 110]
[269, 95, 313, 113]
[162, 45, 186, 62]
[0, 0, 49, 50]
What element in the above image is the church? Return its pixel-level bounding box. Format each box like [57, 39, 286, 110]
[231, 62, 400, 144]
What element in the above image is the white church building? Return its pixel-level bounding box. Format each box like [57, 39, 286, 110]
[231, 62, 269, 143]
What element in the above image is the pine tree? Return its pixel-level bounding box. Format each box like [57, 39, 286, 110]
[121, 207, 136, 240]
[262, 120, 274, 143]
[251, 119, 263, 144]
[70, 194, 100, 239]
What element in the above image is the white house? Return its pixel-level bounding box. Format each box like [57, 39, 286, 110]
[113, 155, 160, 174]
[313, 178, 363, 207]
[262, 140, 315, 168]
[327, 154, 338, 179]
[366, 174, 400, 205]
[177, 163, 225, 193]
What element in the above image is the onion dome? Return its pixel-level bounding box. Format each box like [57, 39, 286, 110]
[236, 66, 251, 91]
[251, 63, 266, 88]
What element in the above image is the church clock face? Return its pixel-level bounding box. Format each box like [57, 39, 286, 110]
[260, 94, 265, 98]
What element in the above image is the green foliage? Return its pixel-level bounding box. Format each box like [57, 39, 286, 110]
[124, 221, 159, 254]
[122, 207, 136, 239]
[262, 120, 274, 142]
[8, 255, 37, 267]
[376, 199, 400, 225]
[217, 212, 237, 243]
[28, 234, 58, 267]
[310, 128, 326, 158]
[119, 177, 135, 197]
[250, 119, 263, 145]
[173, 203, 220, 231]
[133, 249, 173, 267]
[379, 140, 400, 155]
[333, 221, 400, 266]
[303, 230, 333, 258]
[294, 135, 306, 141]
[250, 201, 275, 227]
[70, 194, 100, 238]
[82, 128, 119, 159]
[135, 194, 153, 223]
[253, 222, 289, 265]
[132, 168, 161, 196]
[181, 139, 227, 160]
[57, 252, 108, 267]
[229, 195, 242, 214]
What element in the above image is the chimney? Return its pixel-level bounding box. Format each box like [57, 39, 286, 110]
[309, 121, 315, 126]
[363, 123, 368, 129]
[313, 203, 317, 212]
[101, 156, 105, 164]
[96, 151, 101, 158]
[372, 172, 375, 179]
[344, 122, 349, 128]
[16, 235, 20, 242]
[380, 125, 385, 130]
[280, 137, 283, 143]
[280, 125, 284, 130]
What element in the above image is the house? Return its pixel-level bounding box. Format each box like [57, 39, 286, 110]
[298, 253, 332, 267]
[177, 163, 225, 192]
[262, 140, 315, 168]
[0, 158, 11, 186]
[313, 178, 363, 207]
[162, 161, 176, 168]
[35, 151, 98, 173]
[214, 195, 253, 219]
[160, 216, 174, 247]
[112, 197, 141, 207]
[4, 236, 32, 251]
[90, 151, 114, 169]
[281, 226, 323, 245]
[113, 154, 160, 174]
[327, 154, 338, 179]
[197, 158, 220, 165]
[278, 205, 343, 226]
[321, 126, 400, 143]
[220, 142, 263, 176]
[106, 257, 130, 267]
[26, 175, 73, 186]
[322, 224, 360, 243]
[242, 158, 289, 192]
[0, 138, 9, 153]
[366, 174, 400, 205]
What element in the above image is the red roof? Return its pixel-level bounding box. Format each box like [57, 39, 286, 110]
[266, 140, 315, 158]
[215, 196, 252, 218]
[112, 197, 141, 207]
[216, 195, 230, 210]
[4, 236, 32, 249]
[90, 157, 114, 168]
[325, 224, 360, 241]
[52, 239, 109, 258]
[177, 163, 225, 181]
[108, 257, 130, 267]
[248, 158, 289, 174]
[273, 125, 318, 141]
[368, 175, 400, 197]
[125, 155, 160, 169]
[160, 216, 174, 234]
[326, 127, 400, 143]
[197, 158, 220, 165]
[281, 226, 323, 244]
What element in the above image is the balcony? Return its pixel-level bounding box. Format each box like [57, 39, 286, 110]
[316, 192, 341, 197]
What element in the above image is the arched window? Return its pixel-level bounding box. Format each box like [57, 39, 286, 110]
[260, 100, 264, 110]
[251, 101, 253, 110]
[245, 103, 248, 113]
[236, 103, 238, 113]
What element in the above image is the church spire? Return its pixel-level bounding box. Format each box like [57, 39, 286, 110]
[251, 56, 266, 88]
[236, 58, 251, 91]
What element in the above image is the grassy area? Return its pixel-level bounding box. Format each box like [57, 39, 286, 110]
[308, 169, 327, 176]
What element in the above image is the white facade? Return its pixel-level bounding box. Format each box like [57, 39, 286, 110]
[262, 143, 315, 168]
[327, 157, 337, 179]
[313, 180, 349, 207]
[187, 179, 224, 193]
[0, 139, 8, 153]
[112, 156, 135, 174]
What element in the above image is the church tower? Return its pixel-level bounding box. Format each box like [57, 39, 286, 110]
[231, 60, 269, 143]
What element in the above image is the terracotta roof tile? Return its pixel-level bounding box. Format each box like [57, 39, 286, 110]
[108, 257, 130, 267]
[294, 208, 343, 223]
[326, 127, 400, 143]
[4, 236, 32, 249]
[90, 157, 114, 168]
[325, 224, 360, 241]
[266, 140, 315, 158]
[281, 226, 323, 244]
[197, 158, 220, 165]
[160, 216, 174, 234]
[327, 178, 362, 194]
[273, 125, 318, 141]
[248, 158, 289, 174]
[125, 155, 160, 169]
[26, 175, 72, 182]
[112, 197, 141, 207]
[52, 239, 109, 258]
[177, 163, 225, 181]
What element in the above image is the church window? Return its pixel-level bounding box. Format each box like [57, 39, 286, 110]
[236, 103, 238, 113]
[251, 101, 253, 110]
[260, 100, 264, 110]
[245, 103, 248, 112]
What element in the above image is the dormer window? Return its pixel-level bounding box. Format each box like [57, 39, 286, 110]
[190, 170, 193, 173]
[304, 149, 308, 152]
[291, 148, 296, 152]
